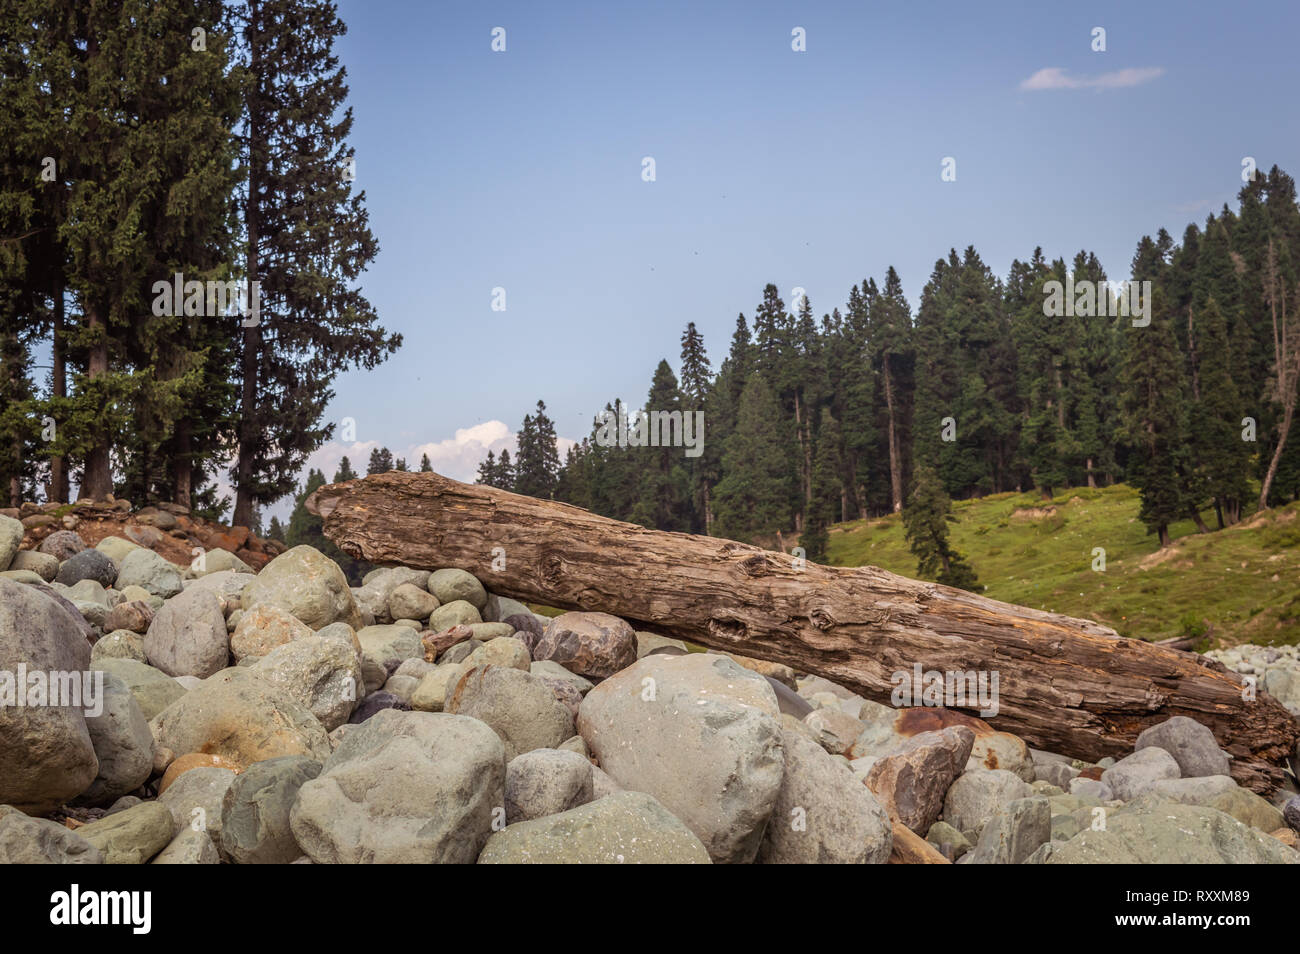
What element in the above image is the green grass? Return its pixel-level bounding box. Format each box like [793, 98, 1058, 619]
[826, 483, 1300, 648]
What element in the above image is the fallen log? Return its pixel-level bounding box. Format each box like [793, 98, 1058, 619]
[307, 471, 1300, 793]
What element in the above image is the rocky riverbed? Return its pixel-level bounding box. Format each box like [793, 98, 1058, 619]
[1, 510, 1298, 864]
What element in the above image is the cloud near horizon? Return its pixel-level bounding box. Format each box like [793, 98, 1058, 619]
[1019, 66, 1165, 91]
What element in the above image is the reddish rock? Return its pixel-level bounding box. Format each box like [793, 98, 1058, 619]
[207, 526, 250, 553]
[864, 726, 976, 833]
[104, 600, 155, 635]
[421, 625, 474, 662]
[158, 753, 244, 794]
[893, 707, 995, 738]
[534, 611, 637, 680]
[235, 548, 269, 571]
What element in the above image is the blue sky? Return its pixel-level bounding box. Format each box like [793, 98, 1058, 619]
[268, 0, 1300, 519]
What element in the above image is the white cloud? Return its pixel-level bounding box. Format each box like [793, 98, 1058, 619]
[1019, 66, 1164, 91]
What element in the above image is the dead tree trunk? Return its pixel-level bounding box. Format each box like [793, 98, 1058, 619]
[308, 471, 1299, 793]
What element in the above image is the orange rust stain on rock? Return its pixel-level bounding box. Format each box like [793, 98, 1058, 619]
[894, 707, 994, 738]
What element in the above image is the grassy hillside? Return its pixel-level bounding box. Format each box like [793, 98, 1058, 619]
[826, 483, 1300, 648]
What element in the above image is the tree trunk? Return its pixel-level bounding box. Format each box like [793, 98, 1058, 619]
[172, 418, 192, 509]
[308, 471, 1300, 793]
[1260, 403, 1293, 511]
[50, 284, 68, 503]
[233, 0, 263, 529]
[884, 357, 903, 513]
[1085, 457, 1096, 489]
[81, 303, 113, 500]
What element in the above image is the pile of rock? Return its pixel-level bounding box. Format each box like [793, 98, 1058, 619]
[1205, 643, 1300, 716]
[0, 496, 283, 577]
[0, 512, 1296, 864]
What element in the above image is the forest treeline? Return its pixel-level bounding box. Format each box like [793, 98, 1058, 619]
[0, 1, 399, 526]
[479, 168, 1300, 557]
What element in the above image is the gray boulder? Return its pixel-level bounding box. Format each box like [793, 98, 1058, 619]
[251, 636, 362, 731]
[478, 791, 712, 864]
[1101, 746, 1181, 801]
[967, 796, 1051, 864]
[504, 748, 594, 823]
[0, 805, 102, 863]
[72, 672, 154, 806]
[427, 568, 487, 609]
[7, 549, 58, 581]
[93, 658, 187, 720]
[1134, 716, 1231, 778]
[115, 548, 183, 599]
[577, 652, 784, 864]
[158, 766, 238, 841]
[387, 582, 438, 621]
[220, 755, 321, 864]
[144, 586, 229, 679]
[444, 665, 575, 759]
[56, 548, 120, 588]
[0, 514, 23, 570]
[356, 624, 423, 694]
[428, 599, 482, 631]
[241, 545, 361, 630]
[290, 709, 505, 864]
[943, 769, 1034, 834]
[1048, 801, 1300, 863]
[151, 828, 220, 864]
[759, 726, 892, 864]
[0, 579, 98, 813]
[77, 801, 175, 864]
[483, 593, 531, 624]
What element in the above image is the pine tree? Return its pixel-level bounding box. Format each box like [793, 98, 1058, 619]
[476, 450, 497, 486]
[366, 446, 393, 475]
[334, 456, 357, 482]
[870, 267, 913, 512]
[628, 360, 691, 531]
[267, 514, 285, 541]
[678, 322, 713, 533]
[394, 457, 407, 472]
[800, 408, 842, 563]
[1120, 277, 1188, 547]
[678, 321, 712, 405]
[514, 400, 560, 498]
[903, 464, 979, 590]
[1188, 297, 1250, 525]
[227, 0, 401, 526]
[712, 373, 795, 543]
[914, 248, 1019, 499]
[419, 452, 432, 472]
[496, 448, 516, 490]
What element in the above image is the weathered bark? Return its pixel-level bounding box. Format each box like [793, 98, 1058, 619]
[883, 357, 903, 513]
[308, 471, 1300, 793]
[81, 304, 113, 500]
[233, 0, 263, 530]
